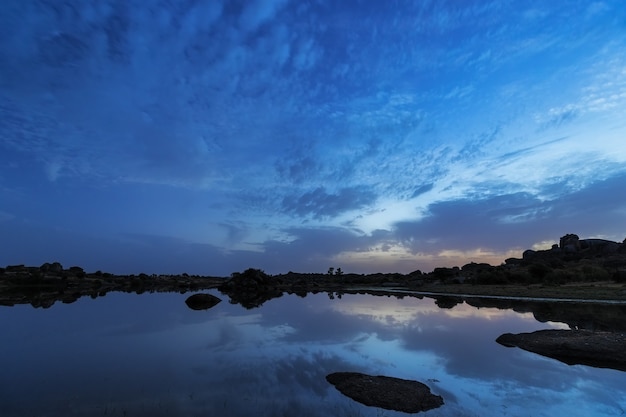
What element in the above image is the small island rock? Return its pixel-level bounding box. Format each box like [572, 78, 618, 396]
[185, 293, 222, 310]
[326, 372, 444, 413]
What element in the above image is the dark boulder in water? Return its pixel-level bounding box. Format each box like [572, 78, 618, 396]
[326, 372, 444, 413]
[185, 293, 221, 310]
[497, 329, 626, 372]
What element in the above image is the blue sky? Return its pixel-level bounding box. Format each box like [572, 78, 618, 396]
[1, 0, 626, 275]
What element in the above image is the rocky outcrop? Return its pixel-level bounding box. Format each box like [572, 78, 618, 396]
[496, 329, 626, 372]
[326, 372, 444, 413]
[40, 262, 63, 273]
[560, 233, 581, 252]
[580, 239, 620, 254]
[185, 293, 221, 310]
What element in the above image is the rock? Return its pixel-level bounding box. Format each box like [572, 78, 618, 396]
[185, 293, 222, 310]
[496, 329, 626, 372]
[504, 257, 523, 265]
[49, 262, 63, 273]
[560, 234, 581, 252]
[580, 239, 620, 255]
[68, 266, 85, 278]
[326, 372, 444, 413]
[6, 264, 26, 272]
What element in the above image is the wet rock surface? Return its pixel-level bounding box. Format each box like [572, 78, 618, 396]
[326, 372, 444, 413]
[496, 329, 626, 372]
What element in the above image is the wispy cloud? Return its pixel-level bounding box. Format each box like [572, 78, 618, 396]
[282, 187, 377, 219]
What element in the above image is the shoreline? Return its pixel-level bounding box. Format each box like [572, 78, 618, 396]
[3, 265, 626, 372]
[2, 260, 626, 309]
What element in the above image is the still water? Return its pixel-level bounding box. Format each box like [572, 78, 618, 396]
[1, 291, 625, 417]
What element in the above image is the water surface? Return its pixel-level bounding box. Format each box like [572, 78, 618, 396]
[1, 291, 624, 416]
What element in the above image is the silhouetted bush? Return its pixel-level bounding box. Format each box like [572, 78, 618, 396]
[544, 270, 569, 285]
[577, 265, 610, 281]
[505, 271, 532, 284]
[528, 263, 552, 280]
[432, 267, 459, 281]
[613, 270, 626, 282]
[474, 270, 509, 285]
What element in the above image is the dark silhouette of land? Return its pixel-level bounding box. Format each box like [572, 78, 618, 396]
[2, 233, 625, 309]
[0, 263, 224, 308]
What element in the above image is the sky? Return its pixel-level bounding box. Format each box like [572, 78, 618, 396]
[1, 0, 626, 276]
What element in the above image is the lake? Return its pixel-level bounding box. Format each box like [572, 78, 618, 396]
[1, 290, 625, 416]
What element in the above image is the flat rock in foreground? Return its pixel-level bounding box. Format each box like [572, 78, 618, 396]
[496, 329, 626, 372]
[326, 372, 443, 413]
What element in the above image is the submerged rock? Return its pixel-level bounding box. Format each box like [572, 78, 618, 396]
[185, 293, 221, 310]
[497, 329, 626, 372]
[326, 372, 444, 413]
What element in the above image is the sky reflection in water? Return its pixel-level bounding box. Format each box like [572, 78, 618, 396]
[0, 292, 625, 417]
